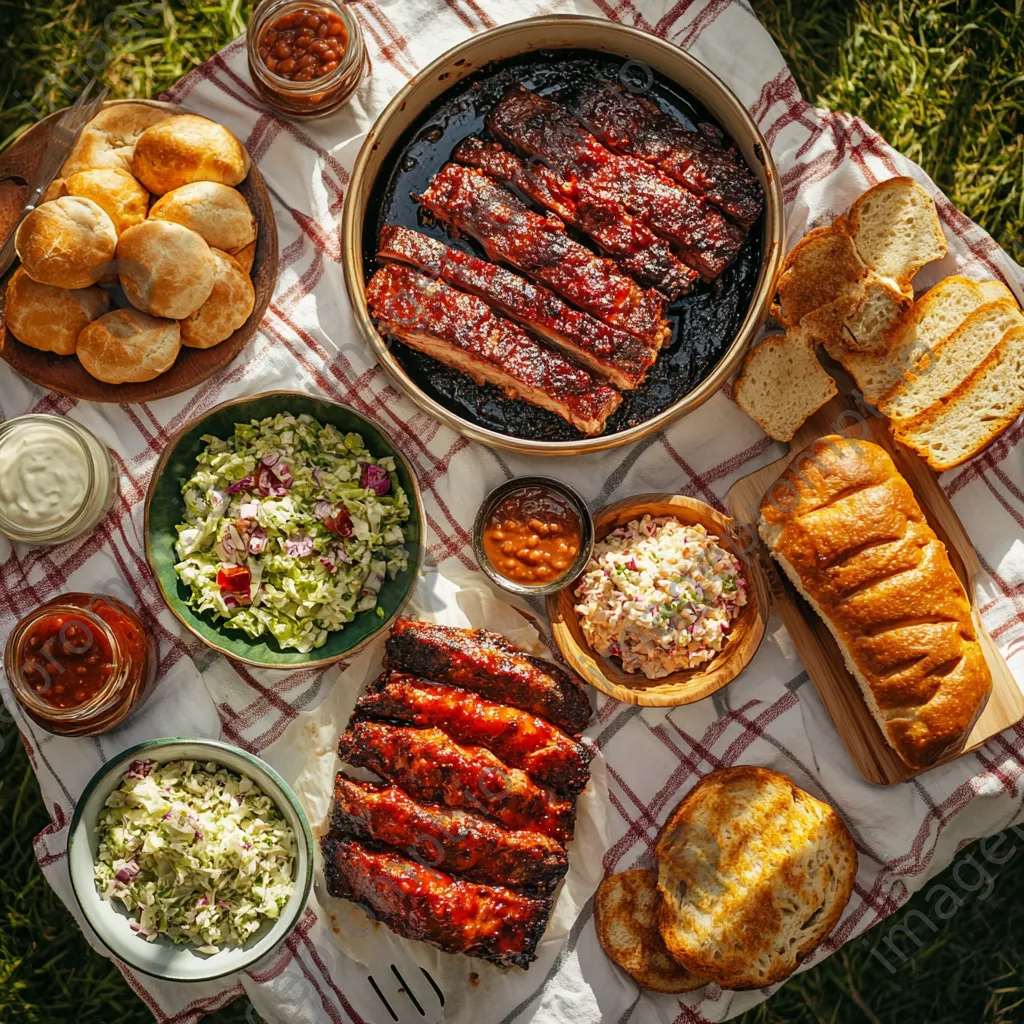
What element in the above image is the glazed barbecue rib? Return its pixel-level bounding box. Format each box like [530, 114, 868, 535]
[356, 671, 594, 795]
[415, 163, 670, 348]
[377, 226, 658, 389]
[384, 619, 593, 735]
[321, 835, 552, 968]
[453, 135, 697, 300]
[329, 773, 569, 892]
[337, 720, 576, 842]
[365, 264, 621, 436]
[487, 87, 746, 281]
[576, 82, 764, 227]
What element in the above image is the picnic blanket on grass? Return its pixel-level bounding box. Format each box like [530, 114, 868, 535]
[5, 1, 1024, 1022]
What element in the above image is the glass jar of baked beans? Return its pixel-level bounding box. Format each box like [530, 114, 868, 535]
[4, 593, 156, 737]
[247, 0, 366, 119]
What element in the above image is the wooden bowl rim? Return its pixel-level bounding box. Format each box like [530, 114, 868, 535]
[0, 98, 278, 403]
[546, 493, 769, 707]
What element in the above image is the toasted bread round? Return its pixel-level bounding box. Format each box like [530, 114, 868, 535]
[77, 307, 180, 383]
[180, 249, 255, 349]
[116, 220, 216, 319]
[60, 102, 173, 177]
[4, 267, 110, 355]
[65, 167, 149, 235]
[148, 181, 256, 253]
[596, 869, 706, 994]
[15, 196, 117, 289]
[656, 766, 857, 990]
[132, 114, 250, 195]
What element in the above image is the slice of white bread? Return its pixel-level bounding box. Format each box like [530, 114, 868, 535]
[896, 324, 1024, 470]
[832, 276, 1004, 405]
[846, 176, 947, 287]
[734, 329, 837, 441]
[771, 222, 866, 328]
[808, 271, 912, 355]
[595, 869, 707, 994]
[655, 766, 857, 990]
[878, 299, 1024, 423]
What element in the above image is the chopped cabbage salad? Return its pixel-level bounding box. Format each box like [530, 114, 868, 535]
[93, 758, 296, 953]
[173, 412, 410, 653]
[574, 515, 748, 679]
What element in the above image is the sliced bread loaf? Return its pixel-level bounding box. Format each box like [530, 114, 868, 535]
[878, 299, 1023, 423]
[595, 869, 707, 994]
[734, 328, 837, 441]
[896, 325, 1024, 471]
[833, 275, 995, 405]
[846, 176, 947, 287]
[771, 222, 866, 328]
[655, 766, 858, 990]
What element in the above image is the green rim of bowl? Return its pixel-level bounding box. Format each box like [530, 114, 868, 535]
[67, 737, 315, 983]
[145, 390, 424, 668]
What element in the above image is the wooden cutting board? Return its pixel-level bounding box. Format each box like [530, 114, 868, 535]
[725, 395, 1024, 785]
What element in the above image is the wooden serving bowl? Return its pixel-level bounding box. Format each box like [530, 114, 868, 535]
[547, 494, 769, 707]
[0, 99, 278, 403]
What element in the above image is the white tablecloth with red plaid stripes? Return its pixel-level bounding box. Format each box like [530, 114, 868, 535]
[5, 2, 1024, 1022]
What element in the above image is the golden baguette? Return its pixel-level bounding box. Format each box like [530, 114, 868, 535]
[758, 437, 992, 769]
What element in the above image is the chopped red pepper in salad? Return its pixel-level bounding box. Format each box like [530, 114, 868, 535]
[217, 566, 252, 593]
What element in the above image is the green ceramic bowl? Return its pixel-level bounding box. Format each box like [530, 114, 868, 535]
[145, 390, 424, 669]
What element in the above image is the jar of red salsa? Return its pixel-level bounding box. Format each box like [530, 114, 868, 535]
[4, 594, 156, 737]
[247, 0, 366, 118]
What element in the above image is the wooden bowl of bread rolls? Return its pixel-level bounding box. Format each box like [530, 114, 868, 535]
[547, 494, 770, 707]
[0, 99, 277, 402]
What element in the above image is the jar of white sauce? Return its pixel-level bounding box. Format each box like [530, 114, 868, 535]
[0, 415, 118, 545]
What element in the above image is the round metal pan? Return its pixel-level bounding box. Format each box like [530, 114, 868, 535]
[342, 15, 784, 456]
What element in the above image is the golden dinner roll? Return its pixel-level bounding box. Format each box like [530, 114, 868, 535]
[66, 168, 149, 235]
[40, 178, 68, 203]
[148, 181, 256, 252]
[60, 102, 173, 177]
[15, 196, 117, 289]
[180, 249, 255, 349]
[116, 220, 216, 319]
[77, 307, 180, 383]
[132, 115, 250, 194]
[4, 267, 110, 356]
[232, 238, 256, 273]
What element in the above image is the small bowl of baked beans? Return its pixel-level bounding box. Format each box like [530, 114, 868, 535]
[473, 477, 594, 597]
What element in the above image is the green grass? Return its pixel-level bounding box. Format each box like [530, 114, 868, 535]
[1, 1, 1023, 1022]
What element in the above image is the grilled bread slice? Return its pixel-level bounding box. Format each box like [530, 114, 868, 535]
[759, 437, 992, 768]
[734, 328, 837, 441]
[896, 324, 1024, 470]
[846, 176, 947, 287]
[832, 276, 1004, 405]
[595, 869, 706, 994]
[878, 299, 1023, 424]
[655, 766, 857, 990]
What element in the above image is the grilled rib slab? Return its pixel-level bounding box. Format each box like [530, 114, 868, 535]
[365, 263, 621, 436]
[576, 83, 764, 227]
[321, 835, 552, 967]
[453, 135, 697, 300]
[337, 720, 576, 842]
[415, 162, 670, 348]
[488, 88, 746, 281]
[329, 773, 569, 892]
[356, 671, 594, 794]
[384, 618, 593, 735]
[377, 226, 658, 389]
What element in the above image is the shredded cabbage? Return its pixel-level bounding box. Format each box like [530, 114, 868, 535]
[173, 412, 410, 652]
[93, 759, 296, 953]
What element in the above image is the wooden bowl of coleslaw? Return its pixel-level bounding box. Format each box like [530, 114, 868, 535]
[547, 493, 769, 707]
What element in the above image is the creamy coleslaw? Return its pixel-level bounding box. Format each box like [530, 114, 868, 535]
[93, 758, 296, 953]
[574, 515, 747, 678]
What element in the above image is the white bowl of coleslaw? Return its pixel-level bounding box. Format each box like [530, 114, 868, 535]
[67, 738, 313, 982]
[547, 494, 768, 706]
